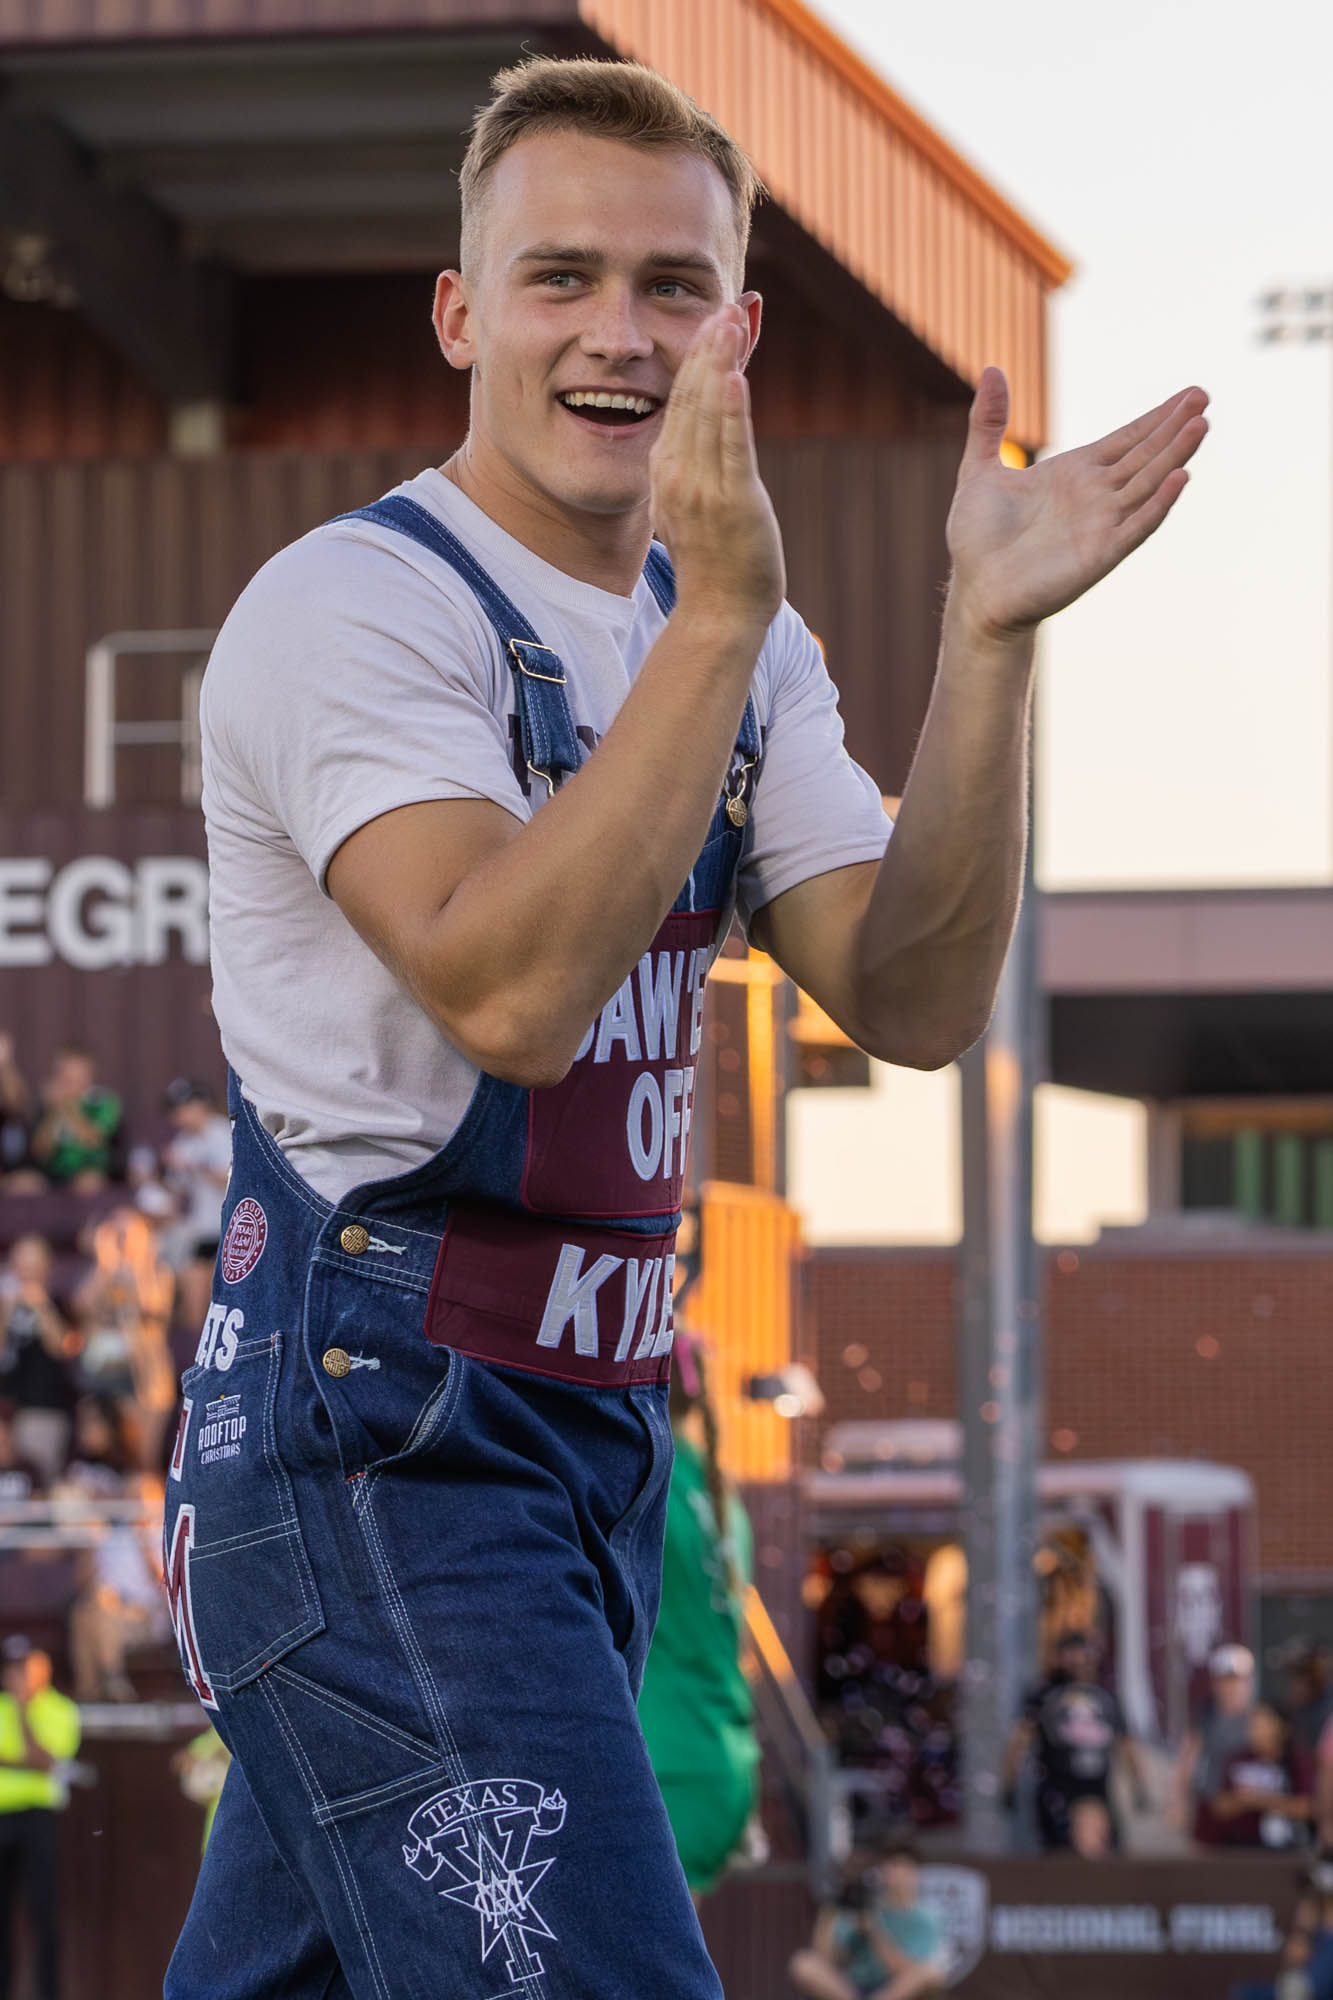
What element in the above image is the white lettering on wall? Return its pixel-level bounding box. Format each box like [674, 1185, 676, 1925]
[0, 859, 53, 967]
[48, 856, 135, 969]
[0, 855, 209, 970]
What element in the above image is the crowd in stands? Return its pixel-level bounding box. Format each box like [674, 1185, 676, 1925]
[812, 1536, 1333, 1868]
[0, 1027, 230, 1704]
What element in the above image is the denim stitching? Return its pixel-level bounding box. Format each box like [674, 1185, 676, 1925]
[314, 1263, 434, 1298]
[311, 1761, 454, 1826]
[234, 1094, 334, 1220]
[260, 1678, 393, 2000]
[394, 1349, 465, 1462]
[353, 1485, 466, 1780]
[209, 1609, 321, 1693]
[263, 1335, 298, 1528]
[193, 1521, 311, 1561]
[270, 1664, 440, 1760]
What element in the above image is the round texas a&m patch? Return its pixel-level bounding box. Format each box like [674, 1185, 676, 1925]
[220, 1197, 268, 1285]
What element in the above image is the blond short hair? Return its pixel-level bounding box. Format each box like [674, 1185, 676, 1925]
[459, 56, 762, 280]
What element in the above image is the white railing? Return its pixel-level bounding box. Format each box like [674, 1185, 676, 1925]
[84, 630, 217, 808]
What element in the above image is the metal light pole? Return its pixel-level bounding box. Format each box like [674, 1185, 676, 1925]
[957, 842, 1044, 1850]
[1256, 284, 1333, 872]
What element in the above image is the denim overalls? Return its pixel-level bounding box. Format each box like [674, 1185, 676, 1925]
[165, 498, 759, 2000]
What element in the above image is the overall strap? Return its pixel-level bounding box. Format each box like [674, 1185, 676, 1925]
[642, 542, 762, 760]
[347, 494, 582, 795]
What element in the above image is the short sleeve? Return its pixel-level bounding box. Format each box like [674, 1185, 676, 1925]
[737, 608, 891, 928]
[202, 526, 529, 892]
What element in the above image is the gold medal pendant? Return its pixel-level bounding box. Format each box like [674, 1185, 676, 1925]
[726, 794, 749, 828]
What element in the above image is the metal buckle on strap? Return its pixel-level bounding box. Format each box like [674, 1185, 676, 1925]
[508, 638, 567, 685]
[526, 762, 557, 799]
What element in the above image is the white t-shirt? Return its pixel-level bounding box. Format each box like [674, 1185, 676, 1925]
[166, 1114, 234, 1243]
[202, 469, 891, 1202]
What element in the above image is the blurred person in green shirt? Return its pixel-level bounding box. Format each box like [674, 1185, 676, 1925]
[28, 1045, 121, 1192]
[0, 1635, 81, 2000]
[637, 1331, 760, 1898]
[791, 1843, 947, 2000]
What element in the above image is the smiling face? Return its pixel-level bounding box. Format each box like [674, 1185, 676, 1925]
[435, 130, 757, 541]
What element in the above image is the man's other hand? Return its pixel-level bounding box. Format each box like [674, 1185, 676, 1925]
[945, 366, 1208, 644]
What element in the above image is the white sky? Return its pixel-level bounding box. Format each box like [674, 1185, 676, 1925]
[814, 0, 1333, 889]
[787, 0, 1333, 1242]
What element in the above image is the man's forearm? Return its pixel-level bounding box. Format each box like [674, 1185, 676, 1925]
[420, 605, 769, 1085]
[850, 591, 1034, 1069]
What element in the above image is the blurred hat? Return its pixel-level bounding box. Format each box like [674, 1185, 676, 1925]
[164, 1077, 212, 1109]
[1, 1634, 32, 1662]
[1209, 1642, 1255, 1679]
[135, 1182, 175, 1220]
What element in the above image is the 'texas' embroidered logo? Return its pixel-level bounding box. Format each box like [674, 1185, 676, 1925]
[404, 1778, 566, 1983]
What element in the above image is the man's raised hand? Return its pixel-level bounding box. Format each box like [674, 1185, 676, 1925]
[945, 367, 1209, 643]
[650, 308, 786, 632]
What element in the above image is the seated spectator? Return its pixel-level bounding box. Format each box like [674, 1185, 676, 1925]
[73, 1196, 176, 1471]
[791, 1843, 946, 2000]
[160, 1079, 230, 1333]
[1202, 1701, 1312, 1849]
[28, 1047, 121, 1193]
[0, 1236, 77, 1485]
[56, 1397, 169, 1701]
[1003, 1629, 1149, 1851]
[0, 1031, 34, 1189]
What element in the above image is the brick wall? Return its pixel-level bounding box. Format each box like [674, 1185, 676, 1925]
[803, 1245, 1333, 1581]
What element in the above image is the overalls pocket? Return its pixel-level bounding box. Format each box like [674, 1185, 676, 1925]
[165, 1331, 324, 1704]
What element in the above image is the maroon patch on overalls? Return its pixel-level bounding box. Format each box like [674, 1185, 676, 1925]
[521, 907, 717, 1220]
[220, 1198, 268, 1284]
[426, 1201, 675, 1387]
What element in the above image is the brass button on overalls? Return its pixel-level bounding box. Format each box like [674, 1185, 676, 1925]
[321, 1349, 352, 1379]
[339, 1223, 369, 1255]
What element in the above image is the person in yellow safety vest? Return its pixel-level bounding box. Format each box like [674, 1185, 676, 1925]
[0, 1635, 81, 2000]
[174, 1726, 232, 1853]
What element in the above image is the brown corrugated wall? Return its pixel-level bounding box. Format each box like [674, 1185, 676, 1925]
[0, 273, 933, 464]
[0, 435, 955, 813]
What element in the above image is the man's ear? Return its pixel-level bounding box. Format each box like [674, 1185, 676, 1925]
[737, 290, 763, 373]
[434, 270, 477, 370]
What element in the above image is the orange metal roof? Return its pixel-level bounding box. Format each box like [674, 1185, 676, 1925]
[0, 0, 1070, 443]
[582, 0, 1069, 445]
